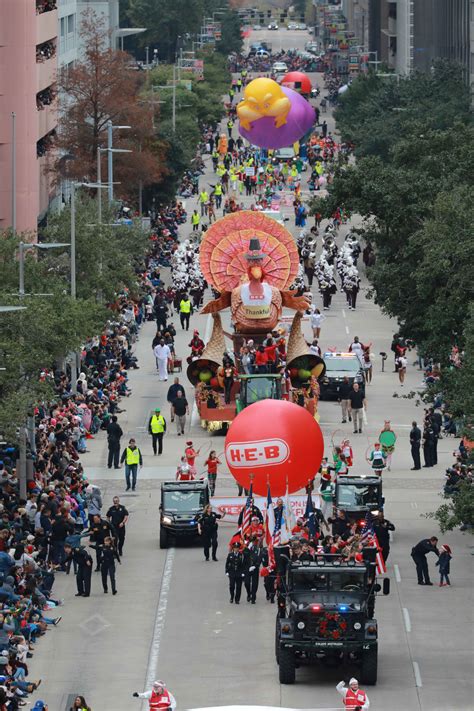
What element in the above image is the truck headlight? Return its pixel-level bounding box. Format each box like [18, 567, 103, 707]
[162, 516, 173, 525]
[297, 621, 305, 630]
[354, 622, 361, 630]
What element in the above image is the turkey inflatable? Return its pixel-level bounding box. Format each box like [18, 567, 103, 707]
[200, 211, 308, 333]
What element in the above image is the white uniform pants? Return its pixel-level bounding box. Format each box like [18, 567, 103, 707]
[157, 357, 168, 381]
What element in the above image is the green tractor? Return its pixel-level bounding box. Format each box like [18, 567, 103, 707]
[236, 373, 283, 413]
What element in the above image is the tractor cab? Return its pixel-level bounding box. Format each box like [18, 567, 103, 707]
[236, 373, 283, 413]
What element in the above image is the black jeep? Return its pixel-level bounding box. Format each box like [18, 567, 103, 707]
[335, 474, 384, 528]
[275, 553, 390, 685]
[159, 480, 209, 549]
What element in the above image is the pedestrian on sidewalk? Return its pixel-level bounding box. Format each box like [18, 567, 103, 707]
[411, 536, 439, 585]
[410, 420, 422, 470]
[148, 408, 166, 455]
[106, 416, 123, 469]
[171, 391, 189, 436]
[154, 338, 171, 381]
[107, 497, 129, 556]
[99, 536, 120, 595]
[120, 438, 143, 491]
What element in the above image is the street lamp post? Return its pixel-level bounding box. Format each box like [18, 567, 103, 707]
[106, 121, 132, 203]
[18, 241, 70, 298]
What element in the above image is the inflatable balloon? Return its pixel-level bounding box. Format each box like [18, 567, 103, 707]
[239, 86, 315, 150]
[224, 400, 324, 497]
[281, 71, 312, 96]
[237, 78, 291, 130]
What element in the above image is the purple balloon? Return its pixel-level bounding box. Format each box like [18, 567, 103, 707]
[238, 86, 315, 150]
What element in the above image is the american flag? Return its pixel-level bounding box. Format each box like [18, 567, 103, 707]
[273, 502, 283, 546]
[241, 482, 253, 538]
[265, 485, 276, 569]
[305, 491, 317, 538]
[360, 511, 386, 575]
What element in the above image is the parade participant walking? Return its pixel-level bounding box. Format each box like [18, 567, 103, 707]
[197, 503, 225, 561]
[90, 513, 114, 571]
[204, 450, 221, 495]
[171, 391, 189, 435]
[348, 383, 366, 433]
[339, 376, 352, 424]
[310, 308, 323, 338]
[368, 442, 386, 473]
[167, 377, 185, 421]
[106, 497, 129, 556]
[106, 415, 123, 469]
[244, 536, 263, 604]
[99, 536, 120, 595]
[199, 189, 209, 217]
[225, 541, 245, 603]
[410, 420, 422, 470]
[336, 678, 370, 709]
[436, 544, 452, 586]
[179, 294, 192, 331]
[69, 695, 91, 711]
[379, 420, 396, 470]
[411, 536, 439, 585]
[120, 438, 143, 491]
[148, 407, 166, 455]
[184, 440, 200, 478]
[133, 680, 177, 710]
[191, 209, 200, 231]
[64, 543, 93, 598]
[154, 338, 171, 381]
[372, 512, 395, 562]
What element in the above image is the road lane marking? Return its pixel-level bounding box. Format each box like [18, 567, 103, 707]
[394, 564, 401, 583]
[345, 325, 350, 334]
[342, 309, 346, 318]
[389, 530, 393, 543]
[411, 502, 418, 509]
[413, 661, 423, 687]
[142, 548, 175, 709]
[403, 607, 412, 633]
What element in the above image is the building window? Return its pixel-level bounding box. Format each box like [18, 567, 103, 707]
[67, 14, 75, 34]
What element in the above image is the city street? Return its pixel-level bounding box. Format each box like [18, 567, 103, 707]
[29, 26, 472, 711]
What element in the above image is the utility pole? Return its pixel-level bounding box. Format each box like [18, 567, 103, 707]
[107, 120, 113, 203]
[97, 146, 102, 224]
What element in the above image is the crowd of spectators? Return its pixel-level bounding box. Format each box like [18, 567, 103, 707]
[36, 42, 56, 63]
[36, 1, 56, 14]
[36, 88, 56, 112]
[36, 131, 55, 159]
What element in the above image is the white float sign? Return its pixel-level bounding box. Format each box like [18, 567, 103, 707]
[210, 494, 321, 526]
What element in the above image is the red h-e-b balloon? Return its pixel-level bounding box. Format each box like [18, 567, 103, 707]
[224, 400, 324, 497]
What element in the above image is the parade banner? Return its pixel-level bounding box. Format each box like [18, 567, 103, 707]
[210, 494, 321, 526]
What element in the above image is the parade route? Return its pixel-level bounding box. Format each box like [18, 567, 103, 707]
[26, 25, 473, 711]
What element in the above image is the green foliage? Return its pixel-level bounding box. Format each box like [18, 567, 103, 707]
[216, 9, 243, 56]
[425, 482, 474, 534]
[310, 60, 473, 364]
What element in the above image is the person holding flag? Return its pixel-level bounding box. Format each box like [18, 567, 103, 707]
[360, 511, 387, 575]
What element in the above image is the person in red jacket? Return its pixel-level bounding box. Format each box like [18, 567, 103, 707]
[204, 450, 221, 495]
[133, 680, 177, 710]
[255, 345, 268, 373]
[336, 678, 370, 709]
[264, 337, 278, 373]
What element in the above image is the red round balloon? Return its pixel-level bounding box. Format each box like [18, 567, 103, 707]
[224, 400, 324, 497]
[281, 71, 312, 95]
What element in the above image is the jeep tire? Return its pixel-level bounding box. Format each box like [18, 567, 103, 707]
[279, 648, 296, 684]
[361, 645, 378, 685]
[275, 617, 281, 663]
[159, 526, 168, 550]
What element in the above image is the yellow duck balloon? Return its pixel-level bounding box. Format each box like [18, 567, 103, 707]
[237, 77, 291, 130]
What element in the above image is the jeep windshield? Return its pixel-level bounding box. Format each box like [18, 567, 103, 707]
[163, 490, 205, 513]
[337, 484, 380, 508]
[291, 569, 366, 592]
[324, 358, 360, 373]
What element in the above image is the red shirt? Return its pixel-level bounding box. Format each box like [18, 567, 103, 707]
[264, 344, 277, 362]
[205, 457, 220, 475]
[255, 350, 268, 366]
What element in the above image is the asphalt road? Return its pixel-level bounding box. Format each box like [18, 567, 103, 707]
[31, 26, 473, 711]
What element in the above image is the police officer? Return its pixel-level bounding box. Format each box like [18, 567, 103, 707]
[89, 514, 115, 571]
[261, 548, 277, 603]
[225, 541, 245, 604]
[179, 293, 192, 331]
[372, 512, 395, 562]
[148, 407, 166, 455]
[244, 536, 263, 604]
[64, 543, 93, 598]
[96, 536, 120, 595]
[410, 420, 422, 470]
[411, 536, 439, 585]
[197, 504, 225, 561]
[120, 438, 143, 491]
[107, 496, 129, 557]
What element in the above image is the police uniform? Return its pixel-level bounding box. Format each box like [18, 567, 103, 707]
[107, 503, 129, 556]
[70, 546, 93, 597]
[225, 546, 245, 603]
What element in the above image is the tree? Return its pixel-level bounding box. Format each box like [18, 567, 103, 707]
[216, 9, 243, 56]
[425, 482, 474, 534]
[55, 11, 165, 201]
